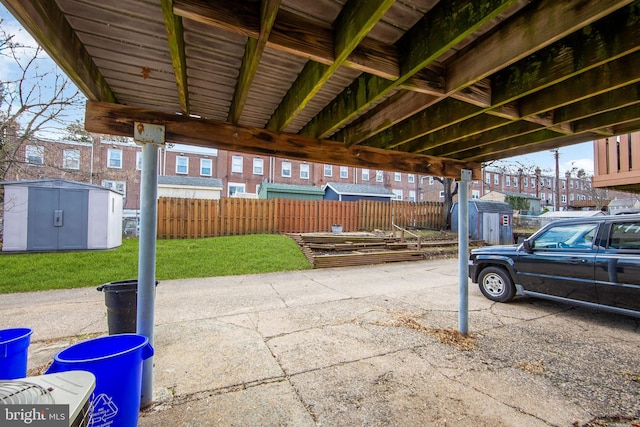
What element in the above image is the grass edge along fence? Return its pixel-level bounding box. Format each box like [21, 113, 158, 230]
[157, 198, 446, 239]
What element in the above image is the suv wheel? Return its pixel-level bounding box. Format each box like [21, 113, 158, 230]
[478, 266, 516, 302]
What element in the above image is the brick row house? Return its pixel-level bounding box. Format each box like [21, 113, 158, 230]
[4, 134, 636, 217]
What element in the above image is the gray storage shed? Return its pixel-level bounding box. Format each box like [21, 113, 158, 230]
[1, 179, 123, 252]
[451, 200, 513, 245]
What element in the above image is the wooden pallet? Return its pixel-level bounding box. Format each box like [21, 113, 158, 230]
[313, 250, 425, 268]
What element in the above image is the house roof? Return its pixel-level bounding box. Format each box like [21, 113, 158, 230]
[259, 183, 324, 195]
[157, 176, 223, 188]
[540, 210, 605, 218]
[324, 182, 395, 197]
[486, 190, 540, 201]
[3, 1, 638, 179]
[608, 198, 640, 208]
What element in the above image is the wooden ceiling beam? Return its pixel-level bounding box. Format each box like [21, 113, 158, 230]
[492, 3, 640, 106]
[161, 0, 190, 115]
[363, 5, 640, 156]
[364, 98, 483, 149]
[173, 0, 399, 80]
[1, 0, 116, 103]
[554, 83, 640, 124]
[465, 132, 603, 163]
[338, 0, 624, 147]
[425, 121, 544, 157]
[573, 104, 640, 134]
[266, 0, 395, 131]
[519, 51, 640, 118]
[446, 0, 633, 93]
[228, 0, 280, 124]
[299, 0, 517, 139]
[84, 101, 481, 178]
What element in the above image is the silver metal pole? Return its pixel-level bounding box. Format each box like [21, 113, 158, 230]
[458, 169, 472, 334]
[133, 123, 164, 408]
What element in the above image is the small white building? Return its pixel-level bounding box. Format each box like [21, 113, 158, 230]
[1, 179, 122, 252]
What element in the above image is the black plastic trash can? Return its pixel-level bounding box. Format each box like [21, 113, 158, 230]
[97, 280, 158, 335]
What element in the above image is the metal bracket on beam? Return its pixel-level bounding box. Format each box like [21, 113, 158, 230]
[134, 122, 165, 146]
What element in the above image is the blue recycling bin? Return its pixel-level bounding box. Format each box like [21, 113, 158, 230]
[47, 334, 153, 427]
[0, 327, 33, 380]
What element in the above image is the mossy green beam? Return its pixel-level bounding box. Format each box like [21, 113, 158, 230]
[162, 0, 190, 114]
[228, 0, 280, 124]
[492, 2, 640, 106]
[2, 0, 116, 103]
[266, 0, 395, 131]
[300, 0, 518, 139]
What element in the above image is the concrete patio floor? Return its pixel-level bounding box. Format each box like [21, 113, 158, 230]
[2, 258, 639, 426]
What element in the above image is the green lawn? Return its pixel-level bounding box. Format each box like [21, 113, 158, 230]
[0, 234, 311, 294]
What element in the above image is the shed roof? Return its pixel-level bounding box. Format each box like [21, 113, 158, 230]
[0, 178, 117, 193]
[2, 1, 637, 178]
[259, 183, 324, 195]
[157, 175, 223, 188]
[324, 182, 395, 197]
[470, 200, 513, 213]
[486, 190, 540, 201]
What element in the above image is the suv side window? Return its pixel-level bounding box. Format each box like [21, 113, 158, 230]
[533, 223, 598, 250]
[608, 222, 640, 250]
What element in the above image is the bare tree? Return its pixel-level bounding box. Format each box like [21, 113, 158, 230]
[0, 19, 84, 181]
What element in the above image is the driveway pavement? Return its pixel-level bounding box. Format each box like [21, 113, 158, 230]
[2, 258, 639, 426]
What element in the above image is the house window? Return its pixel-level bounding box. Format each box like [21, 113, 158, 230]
[340, 166, 348, 179]
[485, 172, 491, 184]
[531, 177, 536, 188]
[107, 149, 122, 169]
[513, 176, 518, 187]
[494, 174, 499, 185]
[362, 169, 370, 181]
[176, 156, 188, 174]
[102, 180, 126, 197]
[505, 175, 511, 186]
[392, 189, 403, 200]
[409, 190, 416, 202]
[394, 172, 401, 182]
[282, 161, 292, 178]
[300, 164, 309, 179]
[200, 158, 212, 176]
[562, 180, 566, 189]
[228, 183, 245, 197]
[429, 176, 434, 185]
[524, 177, 528, 187]
[324, 164, 332, 177]
[25, 145, 44, 165]
[136, 152, 142, 170]
[376, 170, 383, 182]
[408, 174, 415, 183]
[231, 155, 243, 173]
[570, 180, 574, 189]
[540, 192, 545, 201]
[570, 193, 575, 201]
[438, 190, 445, 198]
[561, 195, 567, 203]
[63, 149, 80, 170]
[472, 189, 480, 199]
[253, 158, 264, 175]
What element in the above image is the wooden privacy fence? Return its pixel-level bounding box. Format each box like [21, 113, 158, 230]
[157, 197, 446, 239]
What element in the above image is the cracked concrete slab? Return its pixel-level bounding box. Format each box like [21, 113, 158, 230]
[3, 258, 639, 426]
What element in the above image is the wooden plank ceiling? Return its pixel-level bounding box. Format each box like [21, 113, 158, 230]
[3, 0, 640, 178]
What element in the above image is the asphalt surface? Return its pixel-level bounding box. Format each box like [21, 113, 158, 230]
[2, 258, 639, 426]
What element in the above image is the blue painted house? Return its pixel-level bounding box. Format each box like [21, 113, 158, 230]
[323, 182, 395, 202]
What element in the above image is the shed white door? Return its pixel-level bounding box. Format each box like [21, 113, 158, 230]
[482, 213, 500, 245]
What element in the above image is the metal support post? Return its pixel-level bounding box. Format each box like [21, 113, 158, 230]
[133, 123, 164, 408]
[458, 169, 472, 335]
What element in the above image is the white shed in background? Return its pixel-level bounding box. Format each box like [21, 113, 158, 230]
[1, 179, 122, 252]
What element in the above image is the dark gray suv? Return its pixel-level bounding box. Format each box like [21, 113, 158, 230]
[469, 214, 640, 318]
